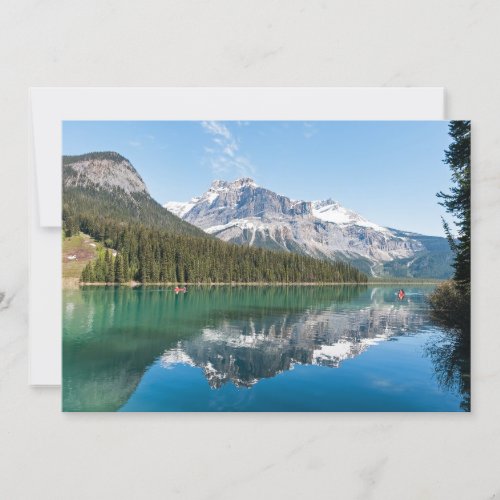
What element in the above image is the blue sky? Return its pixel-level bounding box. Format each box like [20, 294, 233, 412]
[63, 120, 453, 236]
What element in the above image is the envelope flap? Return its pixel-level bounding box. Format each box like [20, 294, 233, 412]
[30, 87, 445, 230]
[31, 89, 62, 227]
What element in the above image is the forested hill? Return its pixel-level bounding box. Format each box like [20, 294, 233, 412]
[63, 152, 206, 238]
[63, 152, 367, 284]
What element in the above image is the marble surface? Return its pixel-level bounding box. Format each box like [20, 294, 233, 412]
[1, 0, 499, 498]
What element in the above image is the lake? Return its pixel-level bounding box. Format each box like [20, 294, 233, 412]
[62, 285, 469, 412]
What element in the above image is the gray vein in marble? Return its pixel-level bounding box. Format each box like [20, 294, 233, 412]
[204, 430, 325, 499]
[357, 457, 388, 500]
[0, 290, 15, 311]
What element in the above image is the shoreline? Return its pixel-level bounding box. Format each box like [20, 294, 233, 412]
[64, 279, 443, 289]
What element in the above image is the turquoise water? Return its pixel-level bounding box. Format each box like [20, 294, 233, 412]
[62, 285, 467, 412]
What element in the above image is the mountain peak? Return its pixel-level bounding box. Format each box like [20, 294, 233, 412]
[210, 178, 258, 191]
[63, 151, 130, 165]
[312, 199, 388, 232]
[63, 151, 148, 195]
[232, 177, 258, 188]
[314, 198, 339, 208]
[210, 179, 229, 190]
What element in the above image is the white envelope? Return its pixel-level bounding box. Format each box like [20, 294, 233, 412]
[29, 87, 445, 385]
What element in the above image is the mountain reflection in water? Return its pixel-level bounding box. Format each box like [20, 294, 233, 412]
[63, 285, 465, 412]
[161, 292, 424, 389]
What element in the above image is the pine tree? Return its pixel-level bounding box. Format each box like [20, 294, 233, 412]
[81, 262, 90, 282]
[114, 253, 124, 283]
[94, 252, 106, 282]
[437, 121, 471, 291]
[105, 249, 115, 283]
[88, 261, 95, 282]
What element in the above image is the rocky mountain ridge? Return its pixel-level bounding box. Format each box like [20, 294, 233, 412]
[165, 178, 452, 278]
[63, 152, 149, 195]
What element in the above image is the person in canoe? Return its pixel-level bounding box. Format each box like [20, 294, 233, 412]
[397, 289, 405, 301]
[174, 286, 187, 294]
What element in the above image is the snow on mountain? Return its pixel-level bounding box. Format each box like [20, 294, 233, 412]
[158, 290, 425, 388]
[164, 200, 198, 218]
[165, 178, 260, 217]
[164, 178, 451, 277]
[312, 199, 389, 232]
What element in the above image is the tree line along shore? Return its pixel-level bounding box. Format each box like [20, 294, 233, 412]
[69, 225, 367, 286]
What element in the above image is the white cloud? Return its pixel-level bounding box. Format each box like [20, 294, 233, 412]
[129, 140, 142, 147]
[201, 121, 231, 140]
[201, 121, 256, 177]
[223, 143, 238, 157]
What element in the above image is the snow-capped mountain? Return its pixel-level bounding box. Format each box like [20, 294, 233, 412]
[312, 199, 389, 232]
[165, 178, 452, 277]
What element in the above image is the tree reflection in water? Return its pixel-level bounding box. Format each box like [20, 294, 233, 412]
[425, 323, 470, 412]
